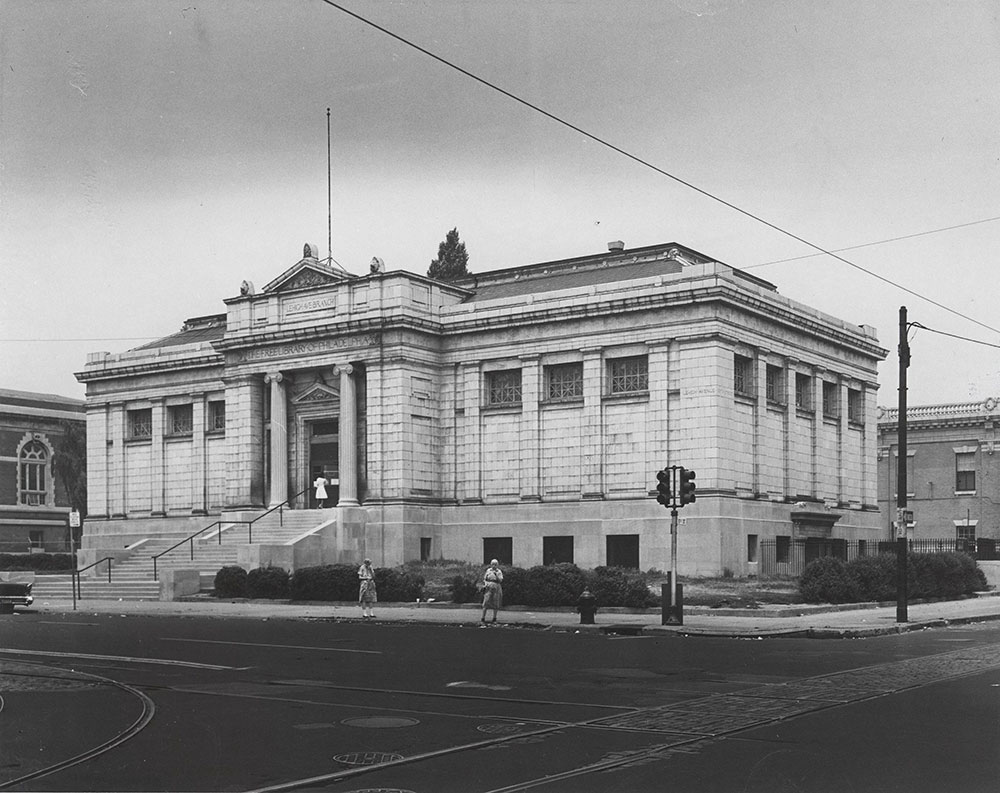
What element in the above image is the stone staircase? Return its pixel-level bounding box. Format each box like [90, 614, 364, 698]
[31, 510, 332, 603]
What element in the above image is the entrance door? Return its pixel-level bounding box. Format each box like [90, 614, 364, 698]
[309, 420, 339, 507]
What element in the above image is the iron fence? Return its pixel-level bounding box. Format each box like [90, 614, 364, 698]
[757, 537, 998, 578]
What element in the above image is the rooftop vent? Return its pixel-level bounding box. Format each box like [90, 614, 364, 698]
[607, 240, 625, 252]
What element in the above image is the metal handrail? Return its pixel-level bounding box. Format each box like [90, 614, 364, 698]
[152, 521, 251, 580]
[246, 486, 311, 543]
[150, 485, 312, 579]
[72, 556, 115, 600]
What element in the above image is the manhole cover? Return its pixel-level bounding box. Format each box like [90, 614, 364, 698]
[334, 752, 404, 767]
[342, 717, 420, 729]
[477, 722, 530, 735]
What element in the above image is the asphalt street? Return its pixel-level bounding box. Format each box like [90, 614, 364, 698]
[1, 607, 998, 792]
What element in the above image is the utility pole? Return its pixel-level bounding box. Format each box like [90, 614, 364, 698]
[897, 306, 909, 623]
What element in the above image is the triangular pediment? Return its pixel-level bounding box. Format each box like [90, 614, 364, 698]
[263, 259, 350, 294]
[292, 383, 339, 404]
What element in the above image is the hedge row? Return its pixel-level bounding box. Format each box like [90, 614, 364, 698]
[213, 564, 424, 602]
[0, 553, 75, 571]
[449, 563, 657, 608]
[799, 552, 988, 604]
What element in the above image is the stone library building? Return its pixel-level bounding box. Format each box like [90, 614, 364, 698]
[76, 240, 887, 576]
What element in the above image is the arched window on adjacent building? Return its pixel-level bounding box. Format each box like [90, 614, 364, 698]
[18, 436, 51, 506]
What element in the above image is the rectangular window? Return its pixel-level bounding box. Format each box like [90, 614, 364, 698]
[606, 535, 640, 569]
[167, 404, 193, 435]
[857, 539, 868, 557]
[822, 381, 839, 418]
[608, 355, 648, 395]
[485, 369, 522, 407]
[747, 534, 758, 563]
[543, 536, 574, 565]
[208, 400, 226, 432]
[795, 373, 812, 410]
[776, 535, 791, 564]
[734, 354, 753, 397]
[956, 525, 976, 553]
[420, 537, 432, 562]
[545, 362, 584, 401]
[956, 452, 976, 492]
[765, 365, 784, 403]
[483, 537, 513, 566]
[28, 530, 44, 550]
[848, 388, 863, 423]
[127, 408, 152, 439]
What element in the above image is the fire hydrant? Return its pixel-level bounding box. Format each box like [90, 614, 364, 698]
[577, 589, 597, 624]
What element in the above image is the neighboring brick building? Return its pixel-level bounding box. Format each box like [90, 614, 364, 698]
[76, 241, 887, 575]
[877, 398, 1000, 545]
[0, 389, 86, 552]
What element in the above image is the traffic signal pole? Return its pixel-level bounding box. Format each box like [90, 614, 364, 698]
[670, 506, 679, 623]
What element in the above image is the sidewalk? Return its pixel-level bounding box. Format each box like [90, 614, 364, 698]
[20, 592, 1000, 638]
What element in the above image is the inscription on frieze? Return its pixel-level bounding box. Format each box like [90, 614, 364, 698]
[284, 295, 337, 316]
[232, 334, 380, 363]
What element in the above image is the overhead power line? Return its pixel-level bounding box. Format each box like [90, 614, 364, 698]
[746, 215, 1000, 269]
[911, 324, 1000, 350]
[321, 0, 1000, 337]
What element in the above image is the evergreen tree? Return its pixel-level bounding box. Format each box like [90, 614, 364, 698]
[427, 227, 470, 282]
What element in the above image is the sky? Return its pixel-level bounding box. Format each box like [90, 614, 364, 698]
[1, 0, 998, 408]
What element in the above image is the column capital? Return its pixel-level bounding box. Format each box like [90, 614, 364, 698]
[334, 363, 355, 377]
[264, 371, 284, 384]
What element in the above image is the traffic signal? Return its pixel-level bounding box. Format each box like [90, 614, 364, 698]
[655, 468, 672, 507]
[679, 467, 697, 505]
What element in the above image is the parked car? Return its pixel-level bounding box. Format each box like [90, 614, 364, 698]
[0, 572, 34, 613]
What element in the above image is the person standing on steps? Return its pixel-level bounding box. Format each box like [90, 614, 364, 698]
[481, 559, 503, 626]
[313, 473, 329, 508]
[358, 558, 377, 619]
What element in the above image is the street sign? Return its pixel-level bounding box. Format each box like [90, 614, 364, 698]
[69, 510, 81, 528]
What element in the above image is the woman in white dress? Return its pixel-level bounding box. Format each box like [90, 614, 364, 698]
[313, 474, 329, 508]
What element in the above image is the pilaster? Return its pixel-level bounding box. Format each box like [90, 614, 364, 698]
[581, 349, 604, 498]
[190, 394, 207, 515]
[519, 355, 541, 500]
[150, 399, 166, 516]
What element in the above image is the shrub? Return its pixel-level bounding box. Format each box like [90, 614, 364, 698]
[374, 567, 424, 602]
[846, 554, 896, 602]
[512, 563, 587, 607]
[246, 566, 290, 599]
[214, 565, 248, 598]
[587, 567, 659, 608]
[799, 556, 859, 603]
[289, 564, 358, 601]
[448, 575, 479, 604]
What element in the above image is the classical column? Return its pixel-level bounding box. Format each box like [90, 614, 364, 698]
[265, 372, 288, 507]
[335, 364, 360, 507]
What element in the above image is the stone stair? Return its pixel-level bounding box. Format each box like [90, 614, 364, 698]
[31, 509, 333, 603]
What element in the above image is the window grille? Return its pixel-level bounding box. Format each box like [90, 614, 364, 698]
[168, 404, 193, 435]
[608, 355, 648, 395]
[795, 373, 812, 410]
[485, 369, 522, 407]
[822, 381, 839, 418]
[956, 452, 976, 492]
[19, 440, 47, 506]
[734, 354, 753, 397]
[848, 389, 863, 423]
[127, 409, 152, 439]
[545, 362, 583, 401]
[208, 401, 226, 432]
[765, 365, 784, 403]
